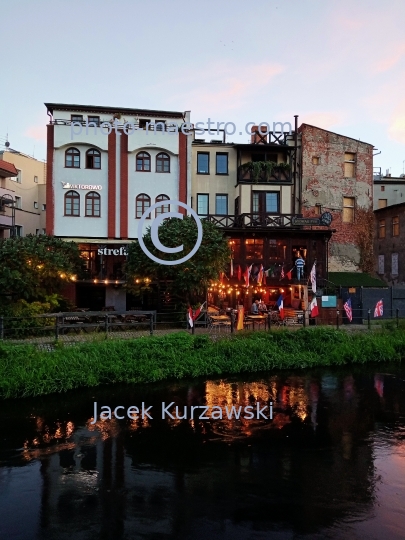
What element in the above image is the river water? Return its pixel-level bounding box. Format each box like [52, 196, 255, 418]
[0, 364, 404, 540]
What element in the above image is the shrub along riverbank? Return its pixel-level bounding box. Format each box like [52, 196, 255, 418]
[0, 328, 404, 399]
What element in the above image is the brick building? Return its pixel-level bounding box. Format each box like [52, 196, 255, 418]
[374, 202, 405, 284]
[299, 124, 374, 272]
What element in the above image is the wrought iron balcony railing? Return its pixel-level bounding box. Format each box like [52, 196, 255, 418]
[205, 213, 298, 228]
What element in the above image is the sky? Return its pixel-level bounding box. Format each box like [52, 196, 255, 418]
[1, 0, 405, 175]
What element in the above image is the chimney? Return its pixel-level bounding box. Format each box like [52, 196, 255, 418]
[251, 125, 268, 144]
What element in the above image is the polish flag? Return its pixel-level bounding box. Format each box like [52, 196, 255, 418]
[310, 297, 319, 317]
[188, 307, 194, 327]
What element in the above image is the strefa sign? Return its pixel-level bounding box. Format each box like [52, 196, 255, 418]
[97, 246, 128, 256]
[61, 182, 102, 190]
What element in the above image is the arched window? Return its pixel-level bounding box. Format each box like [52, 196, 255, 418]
[86, 148, 101, 169]
[155, 194, 170, 217]
[136, 193, 151, 218]
[136, 152, 151, 172]
[85, 191, 101, 217]
[64, 190, 80, 216]
[156, 152, 170, 173]
[65, 148, 80, 168]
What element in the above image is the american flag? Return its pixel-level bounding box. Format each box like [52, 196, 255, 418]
[374, 299, 383, 317]
[343, 298, 353, 322]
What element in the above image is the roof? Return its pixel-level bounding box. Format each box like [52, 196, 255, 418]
[328, 272, 387, 287]
[44, 102, 185, 119]
[374, 201, 405, 213]
[299, 123, 374, 147]
[0, 159, 18, 177]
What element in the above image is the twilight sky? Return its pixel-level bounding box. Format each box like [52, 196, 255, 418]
[1, 0, 405, 175]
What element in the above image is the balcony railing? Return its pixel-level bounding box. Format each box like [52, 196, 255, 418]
[206, 213, 298, 228]
[237, 165, 292, 183]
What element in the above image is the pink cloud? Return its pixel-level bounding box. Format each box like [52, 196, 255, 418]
[24, 124, 46, 141]
[388, 98, 405, 144]
[299, 111, 347, 130]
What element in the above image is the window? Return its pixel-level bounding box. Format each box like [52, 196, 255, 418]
[315, 204, 321, 215]
[265, 192, 279, 213]
[64, 190, 80, 216]
[86, 149, 101, 169]
[252, 191, 280, 214]
[71, 114, 83, 123]
[392, 216, 399, 236]
[392, 253, 399, 276]
[197, 194, 209, 216]
[34, 176, 38, 183]
[154, 120, 165, 131]
[15, 225, 23, 237]
[42, 204, 46, 211]
[381, 186, 385, 192]
[156, 152, 170, 173]
[42, 228, 46, 234]
[312, 156, 320, 165]
[342, 196, 355, 223]
[13, 169, 22, 183]
[36, 229, 40, 235]
[14, 196, 21, 209]
[34, 201, 38, 209]
[378, 199, 387, 208]
[245, 238, 264, 260]
[344, 152, 356, 177]
[88, 116, 100, 126]
[85, 191, 101, 217]
[215, 194, 228, 215]
[197, 152, 209, 174]
[216, 153, 228, 174]
[155, 194, 170, 216]
[136, 194, 151, 218]
[65, 148, 80, 168]
[139, 119, 150, 129]
[136, 152, 151, 172]
[378, 219, 386, 238]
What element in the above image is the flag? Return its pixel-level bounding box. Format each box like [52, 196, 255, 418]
[343, 298, 352, 322]
[230, 258, 234, 277]
[244, 265, 252, 287]
[310, 297, 319, 317]
[286, 269, 292, 280]
[237, 264, 242, 282]
[280, 266, 285, 279]
[188, 307, 194, 327]
[374, 299, 383, 317]
[277, 294, 284, 319]
[237, 306, 244, 330]
[310, 262, 316, 293]
[193, 301, 206, 321]
[262, 269, 266, 285]
[257, 265, 264, 285]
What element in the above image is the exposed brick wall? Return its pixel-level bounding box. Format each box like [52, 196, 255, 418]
[299, 124, 373, 272]
[108, 131, 116, 238]
[46, 124, 54, 235]
[120, 132, 128, 239]
[374, 203, 405, 284]
[178, 132, 187, 214]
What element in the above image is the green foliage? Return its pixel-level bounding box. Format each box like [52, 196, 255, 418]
[126, 216, 230, 304]
[0, 235, 83, 301]
[240, 161, 290, 182]
[1, 328, 405, 399]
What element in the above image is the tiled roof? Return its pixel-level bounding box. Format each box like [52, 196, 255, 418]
[0, 160, 18, 177]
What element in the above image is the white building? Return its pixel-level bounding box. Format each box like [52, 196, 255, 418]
[373, 173, 405, 209]
[45, 103, 191, 310]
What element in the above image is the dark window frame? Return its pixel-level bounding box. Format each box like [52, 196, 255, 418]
[65, 147, 80, 168]
[197, 152, 210, 175]
[251, 191, 280, 215]
[155, 194, 170, 217]
[378, 219, 386, 239]
[215, 193, 228, 215]
[216, 152, 228, 175]
[392, 216, 400, 237]
[88, 115, 100, 126]
[136, 193, 151, 218]
[71, 114, 83, 123]
[86, 148, 101, 169]
[197, 193, 209, 216]
[85, 191, 101, 217]
[156, 152, 170, 173]
[136, 152, 151, 172]
[64, 190, 80, 217]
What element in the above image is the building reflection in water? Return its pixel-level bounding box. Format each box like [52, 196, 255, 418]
[1, 368, 404, 540]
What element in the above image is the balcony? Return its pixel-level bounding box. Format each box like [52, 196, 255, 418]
[237, 163, 292, 184]
[206, 213, 299, 229]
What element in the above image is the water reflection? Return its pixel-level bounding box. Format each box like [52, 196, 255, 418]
[0, 366, 404, 540]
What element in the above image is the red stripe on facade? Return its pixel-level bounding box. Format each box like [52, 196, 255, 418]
[120, 132, 128, 239]
[46, 124, 54, 235]
[108, 130, 116, 238]
[178, 132, 187, 215]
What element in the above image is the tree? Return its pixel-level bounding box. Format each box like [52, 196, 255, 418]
[126, 216, 230, 305]
[0, 235, 83, 301]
